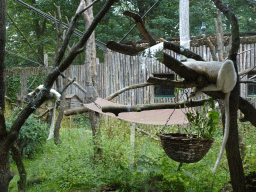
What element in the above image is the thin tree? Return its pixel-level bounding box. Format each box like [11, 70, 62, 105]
[0, 0, 118, 191]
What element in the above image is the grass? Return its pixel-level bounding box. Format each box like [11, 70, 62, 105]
[7, 113, 256, 192]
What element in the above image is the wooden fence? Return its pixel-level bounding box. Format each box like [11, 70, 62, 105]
[4, 43, 256, 107]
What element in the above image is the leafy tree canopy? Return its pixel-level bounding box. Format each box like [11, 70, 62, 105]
[4, 0, 256, 68]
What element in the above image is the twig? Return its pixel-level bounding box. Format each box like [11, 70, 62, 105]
[33, 108, 53, 118]
[106, 82, 154, 101]
[135, 127, 159, 141]
[238, 48, 252, 55]
[76, 0, 100, 15]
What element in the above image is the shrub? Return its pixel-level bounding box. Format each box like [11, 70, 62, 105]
[7, 108, 48, 159]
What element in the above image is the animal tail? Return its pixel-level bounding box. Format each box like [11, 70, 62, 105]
[47, 101, 56, 140]
[212, 92, 230, 173]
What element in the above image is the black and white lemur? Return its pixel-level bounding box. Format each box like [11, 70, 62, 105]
[27, 85, 61, 140]
[182, 59, 237, 173]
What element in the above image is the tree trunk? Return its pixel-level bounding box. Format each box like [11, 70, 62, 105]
[0, 0, 12, 191]
[79, 0, 102, 157]
[11, 144, 26, 192]
[54, 92, 66, 144]
[0, 0, 6, 112]
[226, 58, 246, 192]
[33, 0, 46, 65]
[0, 144, 13, 192]
[211, 0, 246, 190]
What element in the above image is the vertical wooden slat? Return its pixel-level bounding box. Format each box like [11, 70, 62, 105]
[5, 42, 256, 108]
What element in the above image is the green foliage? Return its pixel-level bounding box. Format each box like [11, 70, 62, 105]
[72, 113, 90, 130]
[6, 108, 48, 159]
[185, 98, 220, 139]
[5, 0, 256, 68]
[241, 123, 256, 173]
[6, 74, 21, 103]
[9, 118, 231, 192]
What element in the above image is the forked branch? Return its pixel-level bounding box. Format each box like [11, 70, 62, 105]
[3, 0, 118, 151]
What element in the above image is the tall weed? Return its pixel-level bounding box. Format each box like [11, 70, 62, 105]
[9, 117, 231, 192]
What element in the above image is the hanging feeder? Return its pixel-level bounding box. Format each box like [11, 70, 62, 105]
[159, 133, 214, 163]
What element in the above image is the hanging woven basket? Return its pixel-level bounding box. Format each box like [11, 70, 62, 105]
[159, 133, 214, 163]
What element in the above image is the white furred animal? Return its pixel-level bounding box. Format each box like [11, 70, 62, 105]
[182, 59, 237, 173]
[27, 85, 61, 140]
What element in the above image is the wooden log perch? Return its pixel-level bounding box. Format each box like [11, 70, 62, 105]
[102, 99, 209, 116]
[107, 41, 145, 55]
[107, 10, 157, 55]
[147, 76, 197, 88]
[163, 41, 204, 61]
[64, 106, 88, 116]
[64, 82, 155, 116]
[162, 53, 210, 87]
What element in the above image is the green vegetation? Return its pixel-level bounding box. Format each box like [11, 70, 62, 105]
[7, 111, 256, 192]
[185, 98, 220, 139]
[6, 74, 21, 103]
[7, 108, 48, 159]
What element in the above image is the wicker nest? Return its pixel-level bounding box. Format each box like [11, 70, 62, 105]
[159, 133, 214, 163]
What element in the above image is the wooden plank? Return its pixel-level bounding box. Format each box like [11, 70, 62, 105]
[132, 55, 137, 105]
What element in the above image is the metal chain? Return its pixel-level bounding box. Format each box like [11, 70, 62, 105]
[161, 108, 176, 132]
[91, 100, 102, 109]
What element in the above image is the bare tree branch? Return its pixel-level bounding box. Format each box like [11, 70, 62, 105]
[33, 108, 53, 118]
[163, 41, 204, 61]
[65, 82, 155, 116]
[11, 144, 26, 191]
[239, 97, 256, 126]
[64, 106, 89, 116]
[162, 53, 210, 87]
[240, 80, 256, 84]
[123, 11, 156, 46]
[211, 0, 244, 190]
[106, 41, 145, 55]
[102, 99, 209, 116]
[205, 37, 218, 61]
[76, 0, 100, 15]
[238, 67, 256, 76]
[147, 76, 196, 88]
[106, 82, 154, 101]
